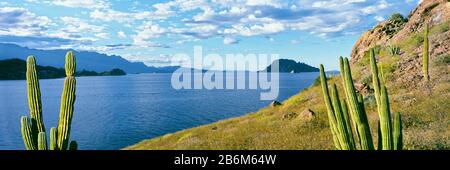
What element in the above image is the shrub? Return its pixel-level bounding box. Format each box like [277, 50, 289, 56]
[433, 54, 450, 66]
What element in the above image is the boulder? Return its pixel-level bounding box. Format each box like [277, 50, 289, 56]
[300, 109, 315, 120]
[270, 101, 282, 107]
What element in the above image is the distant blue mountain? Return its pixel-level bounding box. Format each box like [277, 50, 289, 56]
[0, 43, 179, 73]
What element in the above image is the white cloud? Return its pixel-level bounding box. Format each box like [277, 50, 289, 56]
[60, 16, 104, 33]
[95, 32, 109, 39]
[117, 31, 126, 38]
[223, 36, 239, 44]
[50, 0, 109, 9]
[224, 22, 285, 36]
[374, 15, 385, 22]
[0, 7, 51, 36]
[133, 22, 168, 47]
[90, 9, 171, 23]
[246, 0, 284, 8]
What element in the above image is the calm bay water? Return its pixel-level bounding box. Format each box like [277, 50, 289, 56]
[0, 72, 318, 150]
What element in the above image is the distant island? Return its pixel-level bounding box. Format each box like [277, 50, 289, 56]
[0, 58, 126, 80]
[262, 59, 319, 73]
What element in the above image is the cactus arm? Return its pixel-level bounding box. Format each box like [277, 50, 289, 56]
[342, 58, 374, 150]
[379, 86, 393, 150]
[21, 116, 37, 150]
[65, 51, 76, 77]
[330, 84, 355, 150]
[37, 132, 48, 150]
[57, 51, 77, 150]
[393, 112, 403, 150]
[26, 56, 46, 135]
[341, 98, 356, 149]
[423, 24, 429, 81]
[369, 49, 381, 108]
[50, 127, 58, 150]
[319, 65, 342, 150]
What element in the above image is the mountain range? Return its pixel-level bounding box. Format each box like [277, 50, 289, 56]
[0, 43, 178, 74]
[0, 43, 319, 74]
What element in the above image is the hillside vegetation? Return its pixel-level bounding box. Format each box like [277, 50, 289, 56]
[126, 1, 449, 150]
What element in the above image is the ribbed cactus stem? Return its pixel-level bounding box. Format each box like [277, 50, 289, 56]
[38, 132, 48, 150]
[319, 65, 341, 150]
[340, 98, 355, 148]
[65, 51, 76, 76]
[57, 76, 76, 150]
[69, 141, 78, 150]
[379, 86, 393, 150]
[423, 24, 429, 81]
[57, 51, 77, 150]
[26, 56, 45, 134]
[330, 84, 355, 150]
[21, 116, 36, 150]
[393, 112, 403, 150]
[342, 58, 374, 150]
[50, 127, 58, 150]
[370, 49, 381, 108]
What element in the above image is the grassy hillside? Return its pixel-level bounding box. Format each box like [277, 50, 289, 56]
[126, 11, 449, 150]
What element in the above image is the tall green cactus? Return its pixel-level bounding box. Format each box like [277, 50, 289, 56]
[379, 86, 393, 150]
[319, 65, 341, 150]
[320, 56, 403, 150]
[20, 51, 78, 150]
[342, 58, 374, 150]
[57, 51, 76, 150]
[26, 56, 46, 135]
[393, 112, 403, 150]
[370, 49, 381, 107]
[423, 24, 430, 81]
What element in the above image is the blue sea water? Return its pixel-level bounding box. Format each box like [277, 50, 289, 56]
[0, 72, 318, 150]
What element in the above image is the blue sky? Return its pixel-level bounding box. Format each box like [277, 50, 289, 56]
[0, 0, 419, 70]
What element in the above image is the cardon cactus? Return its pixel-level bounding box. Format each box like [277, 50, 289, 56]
[26, 56, 46, 136]
[423, 24, 430, 81]
[20, 51, 78, 150]
[320, 56, 403, 150]
[341, 57, 374, 150]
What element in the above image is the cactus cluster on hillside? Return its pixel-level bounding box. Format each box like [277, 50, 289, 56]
[21, 51, 77, 150]
[320, 49, 402, 150]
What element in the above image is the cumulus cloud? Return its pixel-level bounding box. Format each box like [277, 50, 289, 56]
[223, 36, 240, 44]
[50, 0, 109, 9]
[2, 0, 416, 53]
[0, 7, 51, 36]
[60, 16, 104, 33]
[132, 22, 168, 47]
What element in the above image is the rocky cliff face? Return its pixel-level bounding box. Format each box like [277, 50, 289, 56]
[350, 0, 449, 64]
[349, 0, 449, 90]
